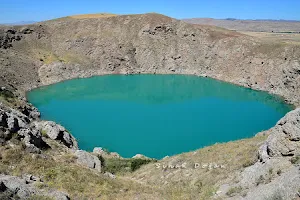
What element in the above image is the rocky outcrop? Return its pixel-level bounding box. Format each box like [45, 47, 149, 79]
[74, 150, 101, 172]
[0, 174, 70, 200]
[217, 108, 300, 199]
[0, 105, 29, 134]
[259, 108, 300, 161]
[132, 154, 151, 159]
[93, 147, 121, 158]
[0, 102, 78, 152]
[17, 127, 50, 153]
[34, 121, 78, 149]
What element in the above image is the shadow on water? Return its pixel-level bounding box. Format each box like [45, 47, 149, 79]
[28, 75, 292, 114]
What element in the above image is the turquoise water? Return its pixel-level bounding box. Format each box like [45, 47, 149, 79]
[27, 75, 292, 159]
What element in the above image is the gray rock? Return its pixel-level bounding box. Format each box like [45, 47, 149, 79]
[0, 106, 29, 134]
[93, 147, 105, 155]
[75, 150, 101, 172]
[35, 121, 78, 149]
[104, 172, 116, 179]
[18, 128, 50, 153]
[132, 154, 151, 159]
[218, 108, 300, 199]
[0, 174, 70, 200]
[93, 147, 121, 158]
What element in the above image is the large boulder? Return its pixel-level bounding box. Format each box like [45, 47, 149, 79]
[75, 150, 101, 172]
[17, 128, 50, 153]
[0, 174, 70, 200]
[0, 106, 29, 134]
[34, 121, 78, 149]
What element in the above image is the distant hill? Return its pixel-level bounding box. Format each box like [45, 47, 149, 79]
[183, 18, 300, 32]
[0, 21, 37, 25]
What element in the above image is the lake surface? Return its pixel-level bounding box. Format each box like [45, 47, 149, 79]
[27, 75, 292, 159]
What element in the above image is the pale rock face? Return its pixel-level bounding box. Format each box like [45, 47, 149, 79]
[0, 174, 70, 200]
[75, 150, 101, 172]
[0, 106, 29, 133]
[259, 108, 300, 160]
[217, 108, 300, 199]
[132, 154, 151, 159]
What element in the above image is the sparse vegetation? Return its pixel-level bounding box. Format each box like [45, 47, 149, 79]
[41, 130, 48, 138]
[103, 157, 156, 174]
[226, 186, 243, 197]
[276, 169, 282, 175]
[256, 175, 265, 186]
[28, 195, 54, 200]
[69, 13, 117, 19]
[291, 155, 300, 164]
[0, 145, 160, 199]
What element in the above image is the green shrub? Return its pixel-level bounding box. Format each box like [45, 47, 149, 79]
[103, 158, 155, 174]
[103, 158, 131, 174]
[0, 89, 14, 99]
[41, 130, 48, 138]
[131, 158, 152, 171]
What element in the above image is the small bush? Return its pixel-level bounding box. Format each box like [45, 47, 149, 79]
[103, 158, 131, 174]
[131, 158, 152, 171]
[268, 168, 273, 175]
[0, 89, 15, 100]
[276, 169, 282, 175]
[291, 156, 300, 164]
[256, 175, 265, 186]
[226, 186, 242, 197]
[103, 158, 155, 174]
[41, 130, 48, 138]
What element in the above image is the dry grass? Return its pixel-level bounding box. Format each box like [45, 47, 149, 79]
[0, 145, 161, 199]
[0, 133, 267, 199]
[130, 135, 267, 199]
[69, 13, 117, 19]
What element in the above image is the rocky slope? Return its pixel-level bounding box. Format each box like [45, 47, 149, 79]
[0, 13, 299, 199]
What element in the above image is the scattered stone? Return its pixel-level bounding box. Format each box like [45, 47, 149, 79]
[75, 150, 101, 172]
[104, 172, 116, 179]
[0, 174, 70, 200]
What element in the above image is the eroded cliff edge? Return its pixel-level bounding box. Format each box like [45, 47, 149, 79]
[0, 13, 299, 199]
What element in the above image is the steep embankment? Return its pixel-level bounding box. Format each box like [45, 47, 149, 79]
[0, 13, 300, 199]
[1, 13, 300, 105]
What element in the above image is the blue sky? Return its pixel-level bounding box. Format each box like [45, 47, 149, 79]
[1, 0, 300, 23]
